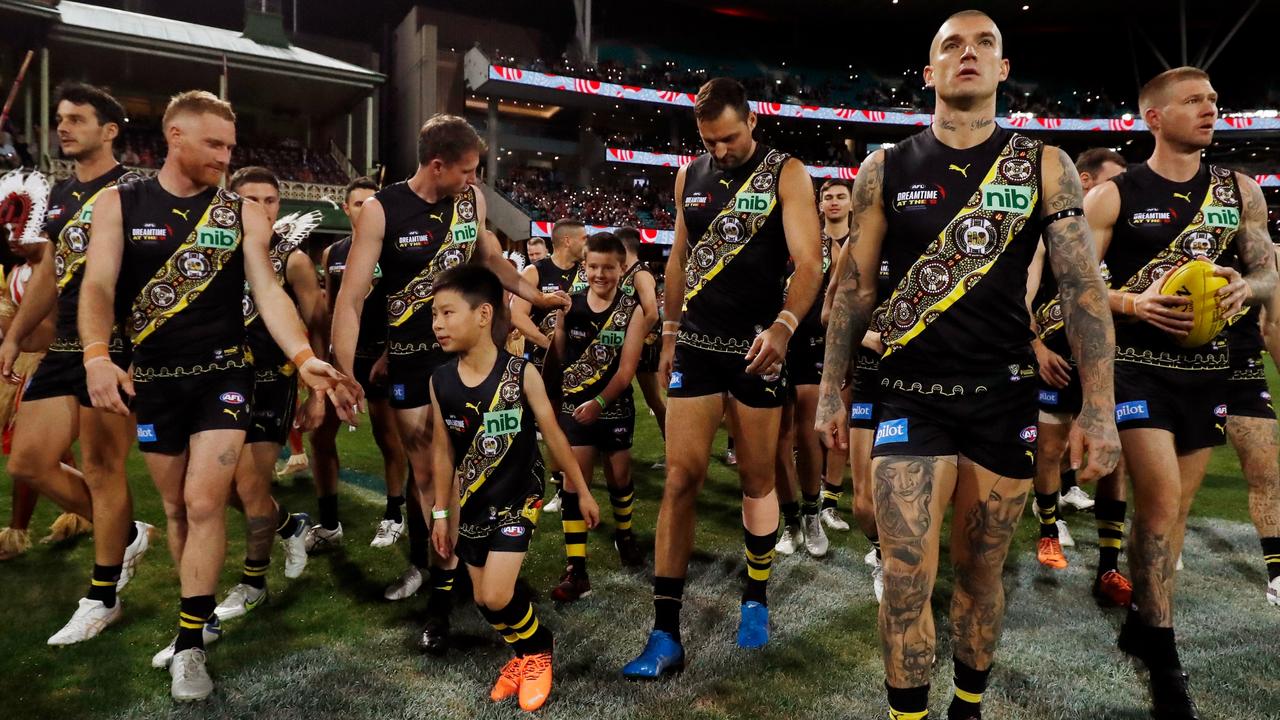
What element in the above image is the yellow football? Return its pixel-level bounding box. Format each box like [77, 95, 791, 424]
[1159, 259, 1228, 348]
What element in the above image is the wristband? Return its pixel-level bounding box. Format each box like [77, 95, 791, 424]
[662, 330, 678, 338]
[593, 395, 607, 409]
[431, 508, 450, 520]
[662, 320, 680, 333]
[83, 355, 111, 369]
[778, 309, 799, 328]
[774, 314, 797, 335]
[292, 347, 316, 369]
[1122, 293, 1136, 316]
[83, 342, 110, 366]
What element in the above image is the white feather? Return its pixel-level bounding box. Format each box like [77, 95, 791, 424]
[20, 171, 50, 244]
[275, 209, 323, 247]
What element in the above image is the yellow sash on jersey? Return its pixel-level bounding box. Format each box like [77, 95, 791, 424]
[457, 355, 526, 508]
[129, 190, 242, 347]
[55, 171, 142, 292]
[562, 271, 641, 395]
[387, 185, 479, 328]
[1113, 166, 1241, 295]
[874, 133, 1043, 357]
[682, 149, 789, 309]
[242, 234, 301, 375]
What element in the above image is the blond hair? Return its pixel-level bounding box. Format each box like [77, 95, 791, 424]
[1138, 67, 1211, 114]
[162, 90, 235, 129]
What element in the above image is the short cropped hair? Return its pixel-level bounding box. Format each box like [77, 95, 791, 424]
[228, 166, 279, 193]
[551, 218, 586, 246]
[819, 179, 852, 195]
[344, 176, 379, 201]
[527, 237, 547, 251]
[55, 82, 125, 129]
[163, 90, 235, 128]
[1075, 148, 1127, 177]
[1138, 66, 1212, 114]
[585, 231, 626, 261]
[432, 264, 504, 314]
[614, 226, 641, 253]
[694, 78, 750, 122]
[417, 114, 486, 166]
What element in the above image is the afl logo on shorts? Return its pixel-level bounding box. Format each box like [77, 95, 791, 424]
[1019, 426, 1038, 443]
[220, 392, 246, 405]
[500, 525, 526, 538]
[1214, 404, 1228, 418]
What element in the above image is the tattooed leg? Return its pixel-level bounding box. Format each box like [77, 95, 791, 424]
[177, 429, 244, 597]
[1169, 448, 1213, 570]
[873, 454, 957, 688]
[1123, 428, 1190, 628]
[232, 442, 282, 562]
[1228, 416, 1280, 539]
[950, 459, 1031, 671]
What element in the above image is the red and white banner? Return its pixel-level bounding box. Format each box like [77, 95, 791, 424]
[606, 147, 858, 179]
[530, 220, 674, 245]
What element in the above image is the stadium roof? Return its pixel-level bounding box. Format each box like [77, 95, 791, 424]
[49, 1, 383, 88]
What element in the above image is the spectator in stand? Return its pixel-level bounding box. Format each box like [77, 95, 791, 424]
[120, 145, 140, 166]
[527, 236, 548, 263]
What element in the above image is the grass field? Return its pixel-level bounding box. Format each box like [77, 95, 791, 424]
[3, 390, 1280, 720]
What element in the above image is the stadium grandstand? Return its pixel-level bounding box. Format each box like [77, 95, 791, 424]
[3, 2, 1280, 718]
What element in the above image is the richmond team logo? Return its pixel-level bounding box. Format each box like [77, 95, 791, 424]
[955, 217, 997, 257]
[1181, 231, 1215, 257]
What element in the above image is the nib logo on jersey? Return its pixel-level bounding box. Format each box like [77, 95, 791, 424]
[1128, 207, 1177, 227]
[893, 183, 944, 213]
[396, 228, 434, 249]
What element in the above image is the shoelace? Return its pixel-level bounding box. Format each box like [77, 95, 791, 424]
[521, 652, 551, 680]
[500, 656, 524, 684]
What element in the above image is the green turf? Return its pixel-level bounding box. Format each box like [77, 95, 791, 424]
[0, 387, 1276, 719]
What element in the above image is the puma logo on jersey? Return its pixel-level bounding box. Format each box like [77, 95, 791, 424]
[172, 208, 191, 220]
[465, 401, 481, 414]
[1173, 191, 1192, 203]
[71, 190, 84, 201]
[949, 163, 971, 177]
[429, 212, 444, 223]
[764, 386, 778, 397]
[223, 408, 241, 421]
[718, 178, 732, 188]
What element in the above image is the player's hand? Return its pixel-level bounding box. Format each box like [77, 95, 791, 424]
[1033, 340, 1071, 389]
[860, 330, 885, 356]
[1213, 264, 1250, 318]
[578, 492, 602, 529]
[0, 337, 22, 385]
[431, 514, 454, 559]
[572, 399, 602, 425]
[814, 380, 850, 451]
[86, 359, 133, 416]
[533, 290, 571, 311]
[658, 337, 676, 390]
[369, 352, 389, 384]
[294, 391, 326, 432]
[1132, 282, 1192, 337]
[299, 357, 364, 426]
[1069, 401, 1121, 483]
[744, 323, 790, 376]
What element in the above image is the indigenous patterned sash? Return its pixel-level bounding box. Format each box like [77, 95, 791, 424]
[562, 277, 641, 396]
[56, 171, 143, 292]
[682, 149, 789, 309]
[129, 190, 242, 346]
[570, 263, 588, 294]
[457, 355, 528, 509]
[1113, 166, 1241, 294]
[387, 185, 479, 327]
[874, 134, 1043, 357]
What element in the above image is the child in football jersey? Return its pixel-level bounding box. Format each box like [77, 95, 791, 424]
[428, 264, 599, 712]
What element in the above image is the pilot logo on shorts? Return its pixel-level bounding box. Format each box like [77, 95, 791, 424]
[668, 371, 683, 390]
[1039, 390, 1059, 406]
[1115, 400, 1150, 423]
[136, 424, 157, 442]
[874, 418, 909, 446]
[220, 392, 246, 405]
[850, 403, 874, 421]
[1019, 425, 1038, 443]
[392, 384, 406, 401]
[1213, 404, 1228, 418]
[500, 525, 526, 538]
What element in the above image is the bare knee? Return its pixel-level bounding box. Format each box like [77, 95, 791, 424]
[663, 466, 705, 504]
[479, 585, 515, 611]
[184, 492, 227, 526]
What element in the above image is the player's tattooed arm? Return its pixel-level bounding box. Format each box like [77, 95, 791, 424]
[1043, 147, 1119, 481]
[816, 150, 886, 449]
[1234, 174, 1278, 308]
